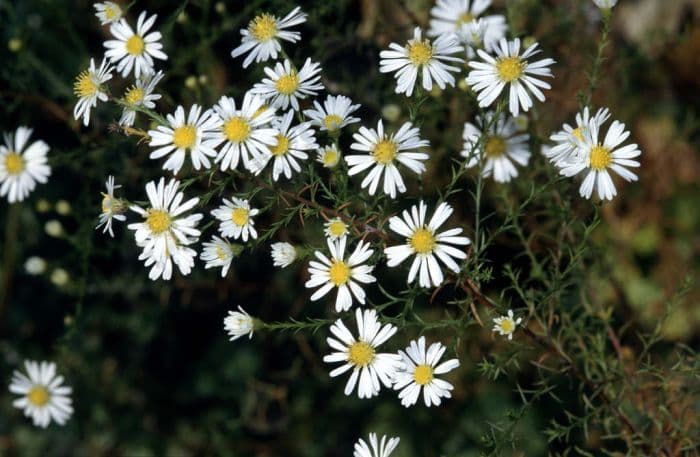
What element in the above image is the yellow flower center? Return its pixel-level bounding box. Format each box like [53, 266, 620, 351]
[249, 13, 278, 42]
[407, 40, 433, 66]
[328, 260, 351, 286]
[124, 86, 144, 106]
[270, 134, 290, 156]
[105, 6, 119, 20]
[499, 318, 515, 333]
[457, 12, 474, 26]
[74, 70, 98, 98]
[410, 227, 436, 254]
[27, 386, 50, 407]
[496, 56, 524, 82]
[413, 364, 434, 386]
[215, 245, 230, 260]
[126, 35, 145, 55]
[327, 220, 347, 238]
[322, 148, 339, 167]
[224, 116, 251, 142]
[146, 209, 171, 234]
[324, 114, 343, 131]
[172, 125, 197, 149]
[4, 152, 24, 175]
[348, 341, 375, 367]
[589, 145, 612, 170]
[484, 136, 507, 158]
[372, 140, 398, 165]
[276, 72, 299, 95]
[571, 127, 584, 141]
[231, 207, 249, 226]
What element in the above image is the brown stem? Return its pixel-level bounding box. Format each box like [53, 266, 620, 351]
[0, 203, 21, 323]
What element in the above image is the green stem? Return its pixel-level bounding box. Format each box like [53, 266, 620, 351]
[582, 11, 611, 108]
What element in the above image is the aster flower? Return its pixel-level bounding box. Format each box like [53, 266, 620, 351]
[593, 0, 618, 8]
[231, 7, 307, 68]
[250, 58, 324, 111]
[354, 433, 400, 457]
[148, 105, 219, 174]
[0, 127, 51, 203]
[379, 27, 463, 97]
[271, 241, 297, 268]
[94, 2, 123, 25]
[393, 336, 460, 407]
[73, 57, 113, 127]
[200, 236, 234, 277]
[316, 145, 342, 168]
[324, 218, 349, 241]
[384, 201, 471, 288]
[209, 92, 278, 171]
[462, 111, 530, 183]
[303, 95, 361, 132]
[9, 360, 73, 428]
[346, 120, 429, 198]
[323, 308, 403, 399]
[492, 309, 522, 340]
[96, 175, 127, 237]
[466, 38, 555, 116]
[546, 107, 610, 166]
[224, 306, 255, 341]
[211, 197, 259, 242]
[104, 11, 167, 77]
[428, 0, 507, 54]
[119, 70, 164, 127]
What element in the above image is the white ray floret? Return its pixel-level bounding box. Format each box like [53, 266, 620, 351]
[393, 336, 460, 407]
[251, 58, 323, 112]
[323, 308, 403, 399]
[305, 237, 376, 312]
[462, 111, 530, 183]
[209, 92, 278, 171]
[231, 7, 307, 68]
[546, 107, 610, 166]
[128, 178, 202, 280]
[119, 70, 164, 127]
[346, 120, 429, 199]
[200, 236, 234, 277]
[104, 11, 167, 77]
[73, 57, 113, 127]
[148, 105, 219, 174]
[467, 38, 555, 116]
[492, 309, 522, 340]
[354, 433, 400, 457]
[96, 175, 127, 237]
[211, 197, 259, 242]
[224, 306, 255, 341]
[379, 27, 463, 97]
[94, 2, 123, 25]
[303, 95, 361, 132]
[248, 110, 317, 180]
[0, 127, 51, 203]
[558, 113, 641, 201]
[9, 360, 73, 428]
[385, 201, 471, 288]
[428, 0, 507, 55]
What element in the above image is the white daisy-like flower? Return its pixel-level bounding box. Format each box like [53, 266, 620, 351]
[128, 178, 202, 281]
[148, 105, 219, 174]
[558, 114, 641, 201]
[211, 197, 259, 242]
[303, 95, 361, 132]
[462, 112, 530, 183]
[305, 237, 375, 312]
[546, 107, 610, 166]
[428, 0, 507, 54]
[324, 218, 349, 241]
[94, 2, 122, 25]
[250, 58, 324, 111]
[200, 236, 234, 277]
[104, 11, 167, 78]
[467, 38, 555, 116]
[119, 70, 164, 127]
[593, 0, 618, 9]
[231, 7, 307, 68]
[224, 306, 255, 341]
[247, 110, 318, 180]
[346, 120, 429, 199]
[73, 57, 113, 127]
[271, 241, 297, 268]
[492, 309, 522, 340]
[9, 360, 73, 428]
[316, 144, 342, 168]
[385, 201, 471, 288]
[0, 127, 51, 203]
[379, 27, 463, 97]
[96, 175, 127, 237]
[323, 308, 403, 399]
[354, 433, 400, 457]
[393, 336, 460, 407]
[209, 92, 278, 171]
